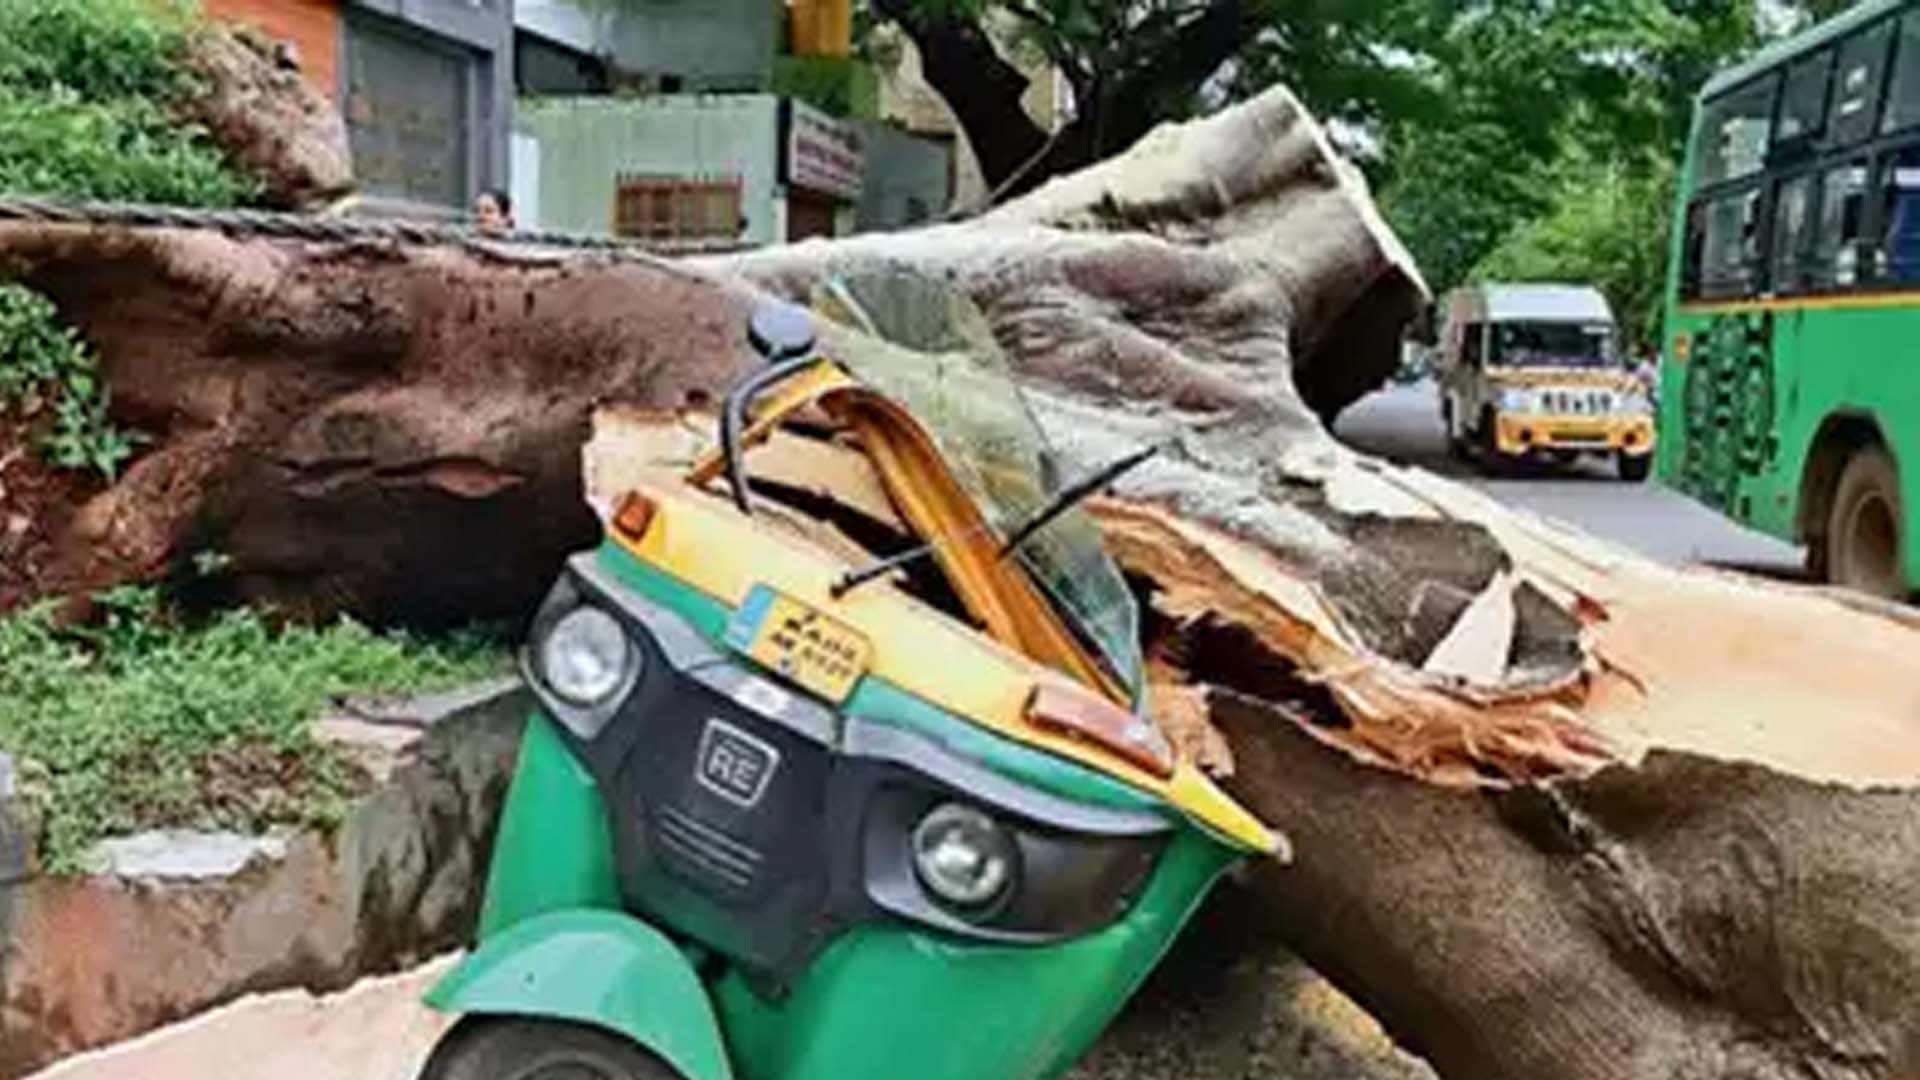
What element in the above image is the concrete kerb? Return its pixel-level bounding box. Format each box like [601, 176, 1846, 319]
[0, 677, 532, 1077]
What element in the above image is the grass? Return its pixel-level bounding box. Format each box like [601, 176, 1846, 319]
[0, 586, 510, 873]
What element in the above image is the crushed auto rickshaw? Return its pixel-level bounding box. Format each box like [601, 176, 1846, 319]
[417, 267, 1287, 1080]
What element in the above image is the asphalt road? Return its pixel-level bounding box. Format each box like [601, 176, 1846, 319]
[1331, 379, 1805, 576]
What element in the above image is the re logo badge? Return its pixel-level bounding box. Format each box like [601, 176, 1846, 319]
[695, 719, 780, 808]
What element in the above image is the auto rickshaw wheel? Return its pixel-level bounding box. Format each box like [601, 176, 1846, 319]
[420, 1017, 684, 1080]
[1617, 453, 1651, 483]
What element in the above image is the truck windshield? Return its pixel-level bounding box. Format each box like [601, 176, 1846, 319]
[1491, 321, 1617, 369]
[810, 268, 1146, 703]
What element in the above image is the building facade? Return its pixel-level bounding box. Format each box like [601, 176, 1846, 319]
[512, 0, 949, 244]
[518, 93, 908, 245]
[203, 0, 515, 217]
[515, 0, 776, 95]
[204, 0, 954, 239]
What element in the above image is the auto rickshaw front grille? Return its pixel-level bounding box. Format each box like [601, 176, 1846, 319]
[654, 804, 765, 894]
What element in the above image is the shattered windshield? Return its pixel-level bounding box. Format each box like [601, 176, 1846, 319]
[809, 268, 1146, 702]
[1490, 321, 1617, 369]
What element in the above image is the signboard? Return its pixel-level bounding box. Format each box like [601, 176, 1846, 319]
[785, 100, 865, 201]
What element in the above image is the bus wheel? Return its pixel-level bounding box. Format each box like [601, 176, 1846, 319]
[1827, 446, 1908, 600]
[420, 1018, 685, 1080]
[1617, 454, 1652, 483]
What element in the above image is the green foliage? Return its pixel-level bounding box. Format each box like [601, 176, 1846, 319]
[1473, 150, 1678, 354]
[0, 283, 141, 479]
[1382, 120, 1554, 307]
[0, 0, 194, 100]
[0, 587, 509, 872]
[1371, 0, 1779, 299]
[0, 87, 249, 206]
[0, 0, 251, 205]
[774, 55, 880, 119]
[869, 0, 1804, 299]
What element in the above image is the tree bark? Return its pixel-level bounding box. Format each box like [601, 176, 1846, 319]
[874, 0, 1255, 199]
[869, 0, 1051, 190]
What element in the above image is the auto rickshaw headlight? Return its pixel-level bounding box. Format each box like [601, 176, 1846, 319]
[537, 605, 636, 710]
[912, 802, 1018, 909]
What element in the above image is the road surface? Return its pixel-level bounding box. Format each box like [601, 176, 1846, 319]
[1332, 380, 1804, 576]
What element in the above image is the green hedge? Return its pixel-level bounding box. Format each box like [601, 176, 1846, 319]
[0, 0, 251, 205]
[0, 588, 508, 872]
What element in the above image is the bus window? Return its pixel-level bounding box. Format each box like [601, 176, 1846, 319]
[1882, 11, 1920, 133]
[1697, 75, 1778, 186]
[1682, 201, 1707, 297]
[1772, 174, 1817, 292]
[1814, 161, 1869, 288]
[1701, 189, 1763, 298]
[1876, 146, 1920, 283]
[1828, 19, 1896, 146]
[1779, 49, 1834, 145]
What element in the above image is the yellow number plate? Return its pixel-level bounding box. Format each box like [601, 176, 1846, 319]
[723, 585, 871, 704]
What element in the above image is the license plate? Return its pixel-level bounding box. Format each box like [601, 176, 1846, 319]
[723, 585, 871, 704]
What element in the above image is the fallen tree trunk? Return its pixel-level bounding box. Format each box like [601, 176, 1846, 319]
[3, 85, 1919, 1080]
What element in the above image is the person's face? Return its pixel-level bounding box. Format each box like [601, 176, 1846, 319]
[473, 194, 507, 232]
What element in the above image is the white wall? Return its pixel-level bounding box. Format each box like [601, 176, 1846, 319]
[509, 131, 543, 230]
[517, 95, 783, 244]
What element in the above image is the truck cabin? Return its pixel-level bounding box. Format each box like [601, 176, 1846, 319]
[1447, 285, 1621, 373]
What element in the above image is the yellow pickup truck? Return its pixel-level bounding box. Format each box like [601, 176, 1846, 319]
[1436, 283, 1656, 481]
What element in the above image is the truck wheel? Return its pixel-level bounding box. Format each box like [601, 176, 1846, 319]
[1475, 408, 1506, 476]
[1617, 454, 1652, 483]
[1826, 446, 1908, 600]
[420, 1018, 684, 1080]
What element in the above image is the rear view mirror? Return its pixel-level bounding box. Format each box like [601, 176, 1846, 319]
[748, 302, 816, 363]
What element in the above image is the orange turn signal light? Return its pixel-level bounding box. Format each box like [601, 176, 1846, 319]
[612, 490, 659, 542]
[1026, 681, 1175, 778]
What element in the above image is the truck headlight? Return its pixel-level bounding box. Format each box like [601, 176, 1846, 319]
[912, 802, 1017, 909]
[1498, 388, 1536, 412]
[537, 605, 636, 709]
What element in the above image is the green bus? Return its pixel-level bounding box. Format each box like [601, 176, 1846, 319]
[1661, 0, 1920, 599]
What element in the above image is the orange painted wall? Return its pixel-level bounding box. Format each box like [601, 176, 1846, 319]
[201, 0, 342, 98]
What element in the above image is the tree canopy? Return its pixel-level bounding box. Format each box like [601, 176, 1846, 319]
[868, 0, 1840, 348]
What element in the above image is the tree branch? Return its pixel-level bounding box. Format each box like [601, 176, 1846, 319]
[998, 0, 1094, 95]
[870, 0, 1049, 190]
[1100, 0, 1251, 146]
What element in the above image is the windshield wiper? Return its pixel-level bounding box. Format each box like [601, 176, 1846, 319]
[829, 443, 1161, 599]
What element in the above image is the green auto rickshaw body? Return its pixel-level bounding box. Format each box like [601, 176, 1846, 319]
[427, 541, 1248, 1080]
[427, 272, 1279, 1080]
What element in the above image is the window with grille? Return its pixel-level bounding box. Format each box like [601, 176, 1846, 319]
[613, 175, 744, 241]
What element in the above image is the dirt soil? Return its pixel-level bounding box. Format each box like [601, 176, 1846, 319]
[0, 414, 94, 612]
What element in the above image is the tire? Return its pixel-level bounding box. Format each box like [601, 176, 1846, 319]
[1826, 446, 1909, 600]
[420, 1018, 685, 1080]
[1617, 453, 1652, 483]
[1475, 408, 1507, 477]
